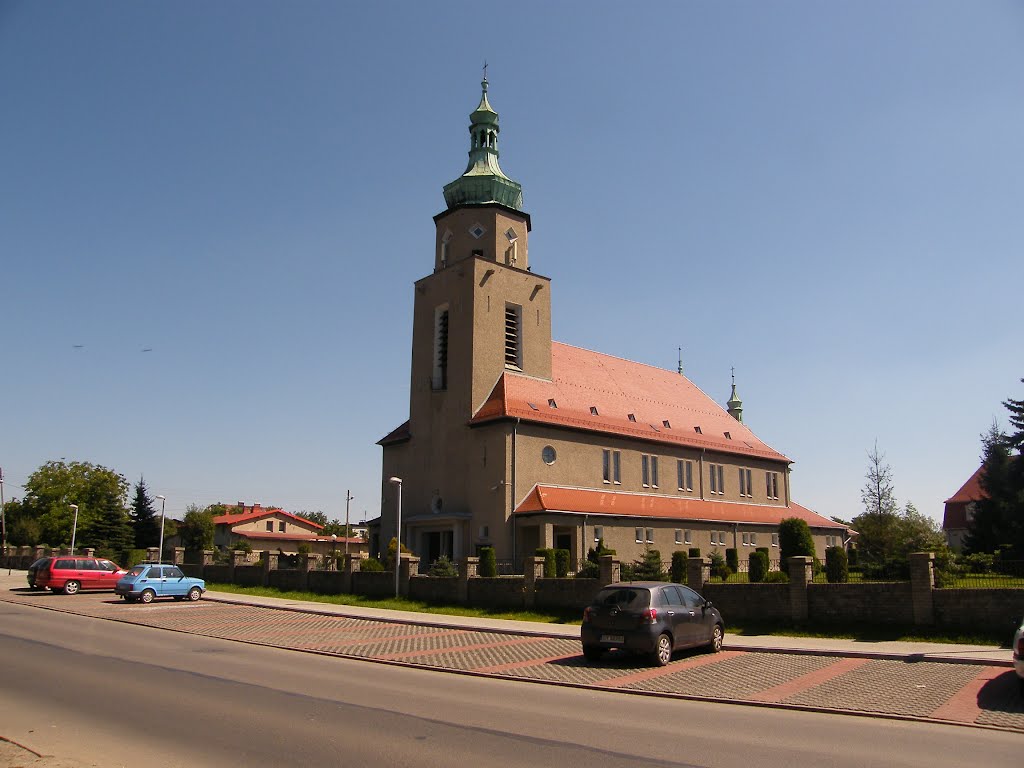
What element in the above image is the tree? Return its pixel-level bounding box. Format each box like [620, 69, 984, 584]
[17, 460, 130, 548]
[965, 422, 1019, 555]
[852, 443, 901, 564]
[778, 517, 816, 573]
[177, 504, 214, 551]
[130, 476, 161, 549]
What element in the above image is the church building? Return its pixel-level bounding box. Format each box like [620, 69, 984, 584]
[376, 77, 846, 569]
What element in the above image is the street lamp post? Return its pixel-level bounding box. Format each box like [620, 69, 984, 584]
[344, 489, 354, 558]
[69, 504, 79, 554]
[155, 495, 166, 565]
[330, 533, 337, 570]
[1, 467, 8, 575]
[388, 477, 402, 599]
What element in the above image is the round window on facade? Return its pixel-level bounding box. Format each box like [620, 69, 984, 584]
[542, 445, 557, 465]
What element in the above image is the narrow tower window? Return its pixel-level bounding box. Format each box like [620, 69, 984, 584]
[432, 305, 449, 390]
[504, 302, 523, 369]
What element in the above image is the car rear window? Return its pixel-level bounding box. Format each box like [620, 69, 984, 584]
[595, 587, 650, 609]
[54, 559, 76, 569]
[127, 565, 148, 577]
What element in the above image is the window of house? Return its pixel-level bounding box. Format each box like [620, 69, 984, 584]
[739, 468, 753, 498]
[685, 530, 692, 545]
[278, 521, 286, 533]
[677, 459, 693, 491]
[710, 530, 726, 546]
[266, 522, 273, 532]
[766, 471, 780, 500]
[750, 533, 757, 546]
[709, 464, 725, 495]
[771, 533, 779, 547]
[432, 305, 449, 390]
[742, 532, 749, 546]
[602, 449, 621, 484]
[593, 526, 604, 543]
[635, 528, 643, 543]
[675, 529, 682, 545]
[590, 406, 599, 415]
[504, 303, 523, 369]
[646, 528, 654, 543]
[641, 455, 659, 488]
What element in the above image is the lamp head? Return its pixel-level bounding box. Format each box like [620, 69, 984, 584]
[388, 477, 402, 485]
[69, 504, 78, 511]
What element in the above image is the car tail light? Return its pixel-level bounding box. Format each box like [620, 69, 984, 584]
[640, 608, 658, 624]
[582, 606, 592, 623]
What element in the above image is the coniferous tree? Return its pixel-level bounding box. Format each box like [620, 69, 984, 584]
[852, 442, 900, 565]
[130, 477, 161, 549]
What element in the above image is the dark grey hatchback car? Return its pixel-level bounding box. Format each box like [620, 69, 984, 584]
[581, 582, 724, 666]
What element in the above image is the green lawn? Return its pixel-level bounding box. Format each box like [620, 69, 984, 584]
[207, 582, 1014, 646]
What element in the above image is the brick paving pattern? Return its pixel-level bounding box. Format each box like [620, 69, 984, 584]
[5, 589, 1021, 732]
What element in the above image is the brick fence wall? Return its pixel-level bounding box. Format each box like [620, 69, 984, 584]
[5, 546, 1022, 632]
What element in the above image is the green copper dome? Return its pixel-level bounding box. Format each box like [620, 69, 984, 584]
[443, 78, 523, 211]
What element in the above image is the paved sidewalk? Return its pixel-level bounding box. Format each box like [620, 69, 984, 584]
[200, 587, 1014, 667]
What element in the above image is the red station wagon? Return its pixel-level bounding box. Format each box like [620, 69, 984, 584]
[30, 556, 127, 595]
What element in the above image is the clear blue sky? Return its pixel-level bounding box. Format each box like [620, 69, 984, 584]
[2, 2, 1021, 526]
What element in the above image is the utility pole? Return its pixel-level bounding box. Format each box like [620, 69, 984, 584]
[1, 467, 8, 575]
[344, 489, 354, 557]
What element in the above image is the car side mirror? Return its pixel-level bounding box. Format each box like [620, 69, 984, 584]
[704, 600, 713, 609]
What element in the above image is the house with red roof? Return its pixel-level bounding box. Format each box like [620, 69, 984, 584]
[213, 503, 365, 558]
[375, 77, 848, 569]
[942, 467, 985, 552]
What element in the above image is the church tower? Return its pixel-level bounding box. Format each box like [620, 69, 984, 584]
[409, 76, 552, 429]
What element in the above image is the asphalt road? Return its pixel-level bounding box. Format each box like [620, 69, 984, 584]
[1, 601, 1020, 768]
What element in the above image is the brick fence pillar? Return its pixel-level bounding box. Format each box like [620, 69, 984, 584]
[33, 545, 47, 562]
[788, 556, 813, 622]
[262, 551, 278, 586]
[300, 552, 318, 591]
[146, 547, 159, 563]
[229, 549, 246, 584]
[598, 554, 620, 585]
[909, 551, 935, 625]
[523, 556, 545, 608]
[399, 556, 420, 598]
[458, 557, 479, 603]
[687, 557, 710, 591]
[82, 547, 95, 558]
[202, 550, 215, 566]
[342, 553, 361, 594]
[172, 547, 185, 566]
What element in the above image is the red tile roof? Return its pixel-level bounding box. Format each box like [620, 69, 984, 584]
[472, 342, 790, 463]
[241, 531, 363, 543]
[378, 420, 411, 446]
[942, 465, 987, 531]
[212, 506, 324, 530]
[513, 484, 846, 530]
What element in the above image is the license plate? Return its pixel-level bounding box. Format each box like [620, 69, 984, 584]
[600, 634, 624, 644]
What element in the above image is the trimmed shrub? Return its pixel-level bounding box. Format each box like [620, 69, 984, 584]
[536, 548, 557, 578]
[575, 561, 599, 579]
[428, 555, 459, 578]
[725, 548, 738, 574]
[554, 549, 570, 578]
[825, 546, 849, 583]
[749, 551, 769, 583]
[361, 557, 384, 572]
[297, 543, 311, 555]
[688, 547, 701, 558]
[479, 547, 497, 577]
[756, 546, 770, 559]
[763, 570, 789, 583]
[847, 547, 859, 567]
[670, 550, 687, 583]
[587, 538, 615, 563]
[709, 550, 730, 581]
[778, 518, 815, 574]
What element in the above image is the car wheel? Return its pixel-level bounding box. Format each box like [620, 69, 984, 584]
[187, 586, 202, 602]
[1019, 677, 1024, 697]
[63, 580, 81, 596]
[652, 633, 672, 667]
[582, 644, 602, 662]
[140, 589, 156, 604]
[707, 623, 724, 653]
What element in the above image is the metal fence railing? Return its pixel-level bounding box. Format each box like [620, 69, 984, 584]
[936, 560, 1024, 589]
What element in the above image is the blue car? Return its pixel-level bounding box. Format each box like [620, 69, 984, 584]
[115, 564, 205, 604]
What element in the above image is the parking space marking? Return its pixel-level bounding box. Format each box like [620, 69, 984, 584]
[600, 650, 746, 689]
[749, 657, 871, 703]
[474, 652, 581, 674]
